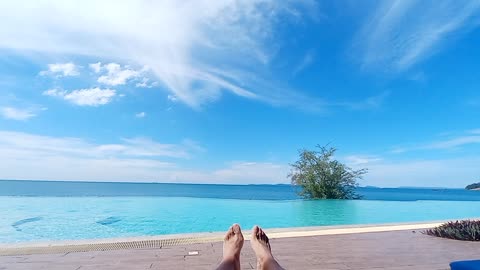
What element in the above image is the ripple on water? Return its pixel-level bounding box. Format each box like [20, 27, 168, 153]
[96, 216, 122, 226]
[11, 217, 43, 232]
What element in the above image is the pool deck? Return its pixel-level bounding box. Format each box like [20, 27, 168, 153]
[1, 222, 479, 269]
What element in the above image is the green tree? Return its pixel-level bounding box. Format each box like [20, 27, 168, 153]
[289, 145, 367, 199]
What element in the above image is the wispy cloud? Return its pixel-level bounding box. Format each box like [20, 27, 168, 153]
[210, 162, 288, 184]
[356, 1, 480, 71]
[392, 129, 480, 153]
[344, 151, 479, 188]
[0, 1, 320, 109]
[167, 95, 178, 102]
[0, 131, 200, 160]
[469, 129, 480, 135]
[292, 50, 315, 76]
[0, 107, 39, 121]
[334, 91, 390, 110]
[364, 157, 480, 188]
[135, 112, 146, 118]
[39, 62, 80, 77]
[43, 88, 117, 106]
[0, 130, 287, 184]
[425, 136, 480, 150]
[344, 155, 382, 166]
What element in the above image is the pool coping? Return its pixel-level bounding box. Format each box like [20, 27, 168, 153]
[2, 218, 478, 253]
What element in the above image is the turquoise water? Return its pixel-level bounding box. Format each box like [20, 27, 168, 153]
[2, 181, 480, 243]
[1, 196, 480, 243]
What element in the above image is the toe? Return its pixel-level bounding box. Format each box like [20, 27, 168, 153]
[252, 225, 260, 240]
[259, 228, 265, 238]
[232, 223, 241, 234]
[224, 226, 234, 240]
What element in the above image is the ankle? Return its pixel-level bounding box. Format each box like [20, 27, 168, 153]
[223, 253, 240, 262]
[257, 254, 275, 265]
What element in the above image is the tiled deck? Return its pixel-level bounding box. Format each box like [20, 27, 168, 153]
[1, 229, 479, 270]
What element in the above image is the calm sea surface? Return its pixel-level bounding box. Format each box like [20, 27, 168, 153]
[2, 180, 480, 201]
[1, 180, 480, 243]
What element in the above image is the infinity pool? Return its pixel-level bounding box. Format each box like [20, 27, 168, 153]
[1, 196, 480, 243]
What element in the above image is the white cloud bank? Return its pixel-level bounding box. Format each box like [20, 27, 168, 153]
[43, 88, 117, 106]
[39, 62, 79, 77]
[0, 130, 478, 187]
[0, 0, 321, 109]
[0, 130, 288, 184]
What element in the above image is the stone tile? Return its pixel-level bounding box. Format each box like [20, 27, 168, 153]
[1, 230, 479, 269]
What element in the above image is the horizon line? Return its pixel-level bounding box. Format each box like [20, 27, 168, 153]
[0, 179, 465, 189]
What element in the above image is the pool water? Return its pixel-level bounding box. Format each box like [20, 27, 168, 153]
[1, 196, 480, 243]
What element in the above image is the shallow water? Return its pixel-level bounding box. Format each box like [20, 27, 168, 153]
[1, 196, 479, 243]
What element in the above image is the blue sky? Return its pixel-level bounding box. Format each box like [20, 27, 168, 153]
[0, 0, 479, 187]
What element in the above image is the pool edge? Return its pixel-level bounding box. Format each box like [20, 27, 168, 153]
[2, 218, 477, 255]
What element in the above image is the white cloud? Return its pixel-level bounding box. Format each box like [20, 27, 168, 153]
[0, 107, 37, 120]
[39, 62, 79, 77]
[425, 136, 480, 150]
[292, 50, 315, 76]
[135, 112, 146, 118]
[0, 131, 199, 160]
[344, 155, 382, 166]
[361, 157, 480, 188]
[42, 88, 66, 97]
[95, 62, 142, 86]
[211, 162, 289, 184]
[0, 1, 320, 109]
[343, 151, 480, 188]
[0, 130, 288, 184]
[356, 1, 480, 71]
[167, 94, 178, 102]
[135, 77, 157, 88]
[43, 87, 116, 106]
[334, 91, 389, 110]
[89, 62, 102, 73]
[391, 130, 480, 153]
[1, 129, 478, 187]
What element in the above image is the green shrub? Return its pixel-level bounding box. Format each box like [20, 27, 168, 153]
[289, 145, 367, 199]
[424, 220, 480, 241]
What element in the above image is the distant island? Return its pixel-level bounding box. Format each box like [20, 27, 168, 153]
[466, 182, 480, 190]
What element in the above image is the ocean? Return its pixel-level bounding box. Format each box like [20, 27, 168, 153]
[1, 180, 480, 201]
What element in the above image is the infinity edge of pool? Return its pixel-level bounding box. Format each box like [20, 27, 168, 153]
[2, 219, 476, 251]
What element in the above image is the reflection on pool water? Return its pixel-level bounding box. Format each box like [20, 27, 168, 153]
[1, 196, 480, 243]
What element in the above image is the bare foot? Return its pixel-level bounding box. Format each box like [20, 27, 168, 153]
[216, 224, 244, 270]
[251, 226, 284, 270]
